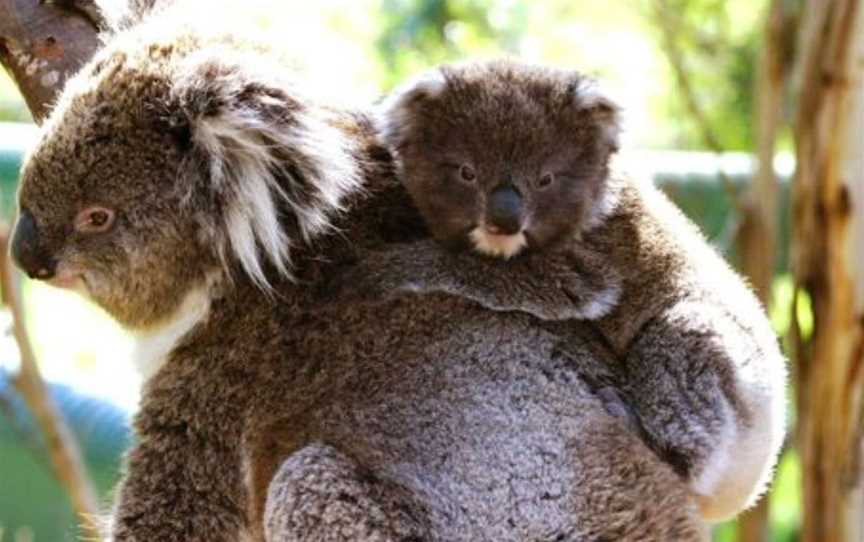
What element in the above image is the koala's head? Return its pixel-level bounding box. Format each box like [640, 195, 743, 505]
[10, 29, 361, 329]
[380, 59, 620, 258]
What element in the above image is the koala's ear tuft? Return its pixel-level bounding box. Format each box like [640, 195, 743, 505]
[169, 51, 363, 291]
[568, 76, 622, 152]
[377, 67, 448, 151]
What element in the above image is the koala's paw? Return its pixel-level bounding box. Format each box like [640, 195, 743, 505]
[538, 248, 622, 320]
[264, 444, 431, 542]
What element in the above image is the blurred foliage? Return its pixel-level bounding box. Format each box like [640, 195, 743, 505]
[657, 172, 790, 273]
[644, 0, 764, 151]
[372, 0, 769, 151]
[375, 0, 527, 88]
[0, 375, 131, 542]
[0, 72, 30, 123]
[0, 0, 774, 151]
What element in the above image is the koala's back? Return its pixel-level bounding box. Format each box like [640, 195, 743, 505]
[126, 176, 710, 540]
[584, 174, 771, 352]
[584, 174, 783, 418]
[230, 291, 706, 541]
[574, 173, 785, 519]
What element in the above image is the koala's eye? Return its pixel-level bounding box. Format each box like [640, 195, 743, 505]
[536, 173, 555, 190]
[459, 165, 477, 183]
[74, 206, 116, 234]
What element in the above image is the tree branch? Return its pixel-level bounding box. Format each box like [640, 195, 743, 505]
[0, 376, 56, 472]
[0, 0, 104, 122]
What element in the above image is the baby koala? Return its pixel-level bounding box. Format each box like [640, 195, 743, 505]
[379, 59, 787, 522]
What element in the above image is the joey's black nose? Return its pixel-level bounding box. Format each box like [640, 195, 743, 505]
[486, 186, 524, 235]
[10, 209, 57, 280]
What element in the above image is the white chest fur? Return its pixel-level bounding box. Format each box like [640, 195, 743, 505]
[130, 287, 212, 381]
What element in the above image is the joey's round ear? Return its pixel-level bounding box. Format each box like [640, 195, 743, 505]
[568, 77, 622, 153]
[376, 67, 448, 150]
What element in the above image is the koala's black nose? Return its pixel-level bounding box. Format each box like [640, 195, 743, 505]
[10, 209, 57, 280]
[486, 185, 524, 235]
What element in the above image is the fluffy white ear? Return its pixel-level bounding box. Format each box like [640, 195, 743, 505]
[376, 67, 448, 150]
[171, 49, 362, 290]
[570, 77, 623, 152]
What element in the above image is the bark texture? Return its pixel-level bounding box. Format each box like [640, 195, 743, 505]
[0, 0, 104, 122]
[792, 0, 864, 540]
[735, 2, 795, 539]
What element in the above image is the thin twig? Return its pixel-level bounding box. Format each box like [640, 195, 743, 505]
[0, 375, 57, 472]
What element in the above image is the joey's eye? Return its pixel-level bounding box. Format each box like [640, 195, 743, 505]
[74, 206, 116, 234]
[536, 173, 555, 190]
[459, 164, 477, 183]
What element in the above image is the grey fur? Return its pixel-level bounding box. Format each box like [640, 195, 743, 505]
[11, 10, 711, 542]
[379, 60, 788, 522]
[325, 239, 621, 321]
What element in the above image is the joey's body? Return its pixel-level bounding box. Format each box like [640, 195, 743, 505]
[553, 176, 785, 519]
[381, 60, 787, 522]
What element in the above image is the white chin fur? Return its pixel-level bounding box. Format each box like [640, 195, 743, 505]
[469, 228, 527, 259]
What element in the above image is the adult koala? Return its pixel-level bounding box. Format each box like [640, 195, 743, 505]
[9, 3, 713, 541]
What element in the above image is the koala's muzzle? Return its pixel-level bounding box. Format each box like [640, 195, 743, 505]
[10, 209, 57, 280]
[486, 186, 523, 235]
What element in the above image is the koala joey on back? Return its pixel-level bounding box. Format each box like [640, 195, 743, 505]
[379, 59, 788, 522]
[8, 6, 714, 541]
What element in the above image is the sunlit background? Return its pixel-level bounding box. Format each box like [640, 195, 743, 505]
[0, 1, 799, 540]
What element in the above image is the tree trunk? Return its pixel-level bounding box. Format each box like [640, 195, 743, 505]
[734, 2, 793, 539]
[792, 0, 864, 540]
[738, 0, 789, 305]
